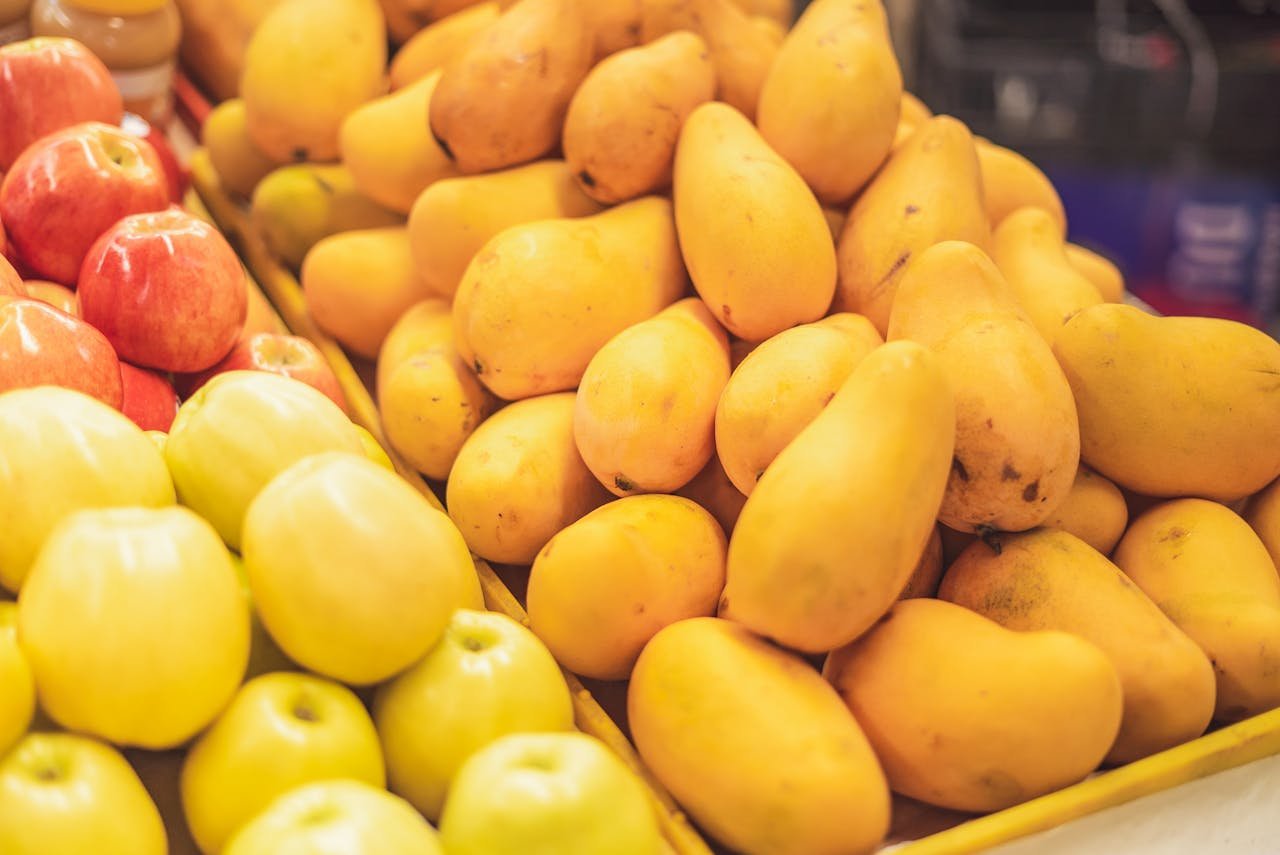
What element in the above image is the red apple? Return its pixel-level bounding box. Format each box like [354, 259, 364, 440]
[119, 362, 178, 432]
[0, 298, 123, 407]
[176, 332, 347, 411]
[0, 122, 169, 284]
[121, 112, 185, 204]
[0, 38, 124, 171]
[21, 280, 78, 316]
[78, 208, 247, 372]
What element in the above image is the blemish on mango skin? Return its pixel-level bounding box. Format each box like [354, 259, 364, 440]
[1001, 463, 1021, 482]
[1022, 480, 1040, 502]
[1158, 526, 1188, 543]
[614, 474, 636, 492]
[952, 456, 971, 482]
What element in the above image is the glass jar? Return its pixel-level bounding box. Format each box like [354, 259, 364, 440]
[30, 0, 181, 125]
[0, 0, 31, 45]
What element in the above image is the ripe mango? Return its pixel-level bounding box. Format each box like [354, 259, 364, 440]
[992, 207, 1103, 341]
[720, 341, 955, 652]
[898, 525, 943, 599]
[715, 313, 881, 496]
[429, 0, 593, 172]
[1114, 499, 1280, 722]
[575, 299, 731, 496]
[380, 0, 490, 43]
[202, 99, 283, 200]
[941, 529, 1215, 764]
[242, 0, 387, 163]
[676, 456, 747, 536]
[1065, 243, 1125, 303]
[527, 495, 726, 680]
[835, 115, 990, 335]
[630, 617, 890, 855]
[757, 0, 901, 205]
[1246, 477, 1280, 568]
[250, 163, 403, 270]
[675, 102, 835, 342]
[408, 160, 600, 299]
[452, 196, 687, 400]
[977, 139, 1066, 233]
[1042, 465, 1128, 554]
[375, 298, 452, 394]
[888, 241, 1079, 532]
[301, 227, 432, 360]
[1054, 304, 1280, 500]
[890, 92, 932, 152]
[388, 3, 499, 89]
[339, 70, 459, 214]
[825, 598, 1123, 812]
[446, 393, 611, 564]
[563, 32, 715, 204]
[730, 0, 790, 24]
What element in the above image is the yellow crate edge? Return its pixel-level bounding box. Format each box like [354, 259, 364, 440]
[188, 151, 712, 855]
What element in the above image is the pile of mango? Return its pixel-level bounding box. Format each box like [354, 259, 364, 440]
[202, 0, 1280, 851]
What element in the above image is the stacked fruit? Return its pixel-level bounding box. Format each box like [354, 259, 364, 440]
[203, 0, 1280, 852]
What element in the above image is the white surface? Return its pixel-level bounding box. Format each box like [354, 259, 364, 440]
[985, 753, 1280, 854]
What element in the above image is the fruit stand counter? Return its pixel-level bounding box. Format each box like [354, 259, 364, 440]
[189, 149, 1280, 855]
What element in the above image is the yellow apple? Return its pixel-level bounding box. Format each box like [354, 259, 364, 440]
[164, 370, 365, 550]
[0, 602, 34, 755]
[18, 506, 250, 748]
[242, 451, 481, 684]
[374, 608, 574, 821]
[182, 672, 386, 854]
[0, 386, 174, 592]
[0, 732, 167, 855]
[440, 732, 665, 855]
[223, 779, 444, 855]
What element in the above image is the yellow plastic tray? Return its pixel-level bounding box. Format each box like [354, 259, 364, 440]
[188, 149, 1280, 855]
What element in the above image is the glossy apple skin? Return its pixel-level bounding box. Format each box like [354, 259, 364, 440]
[0, 38, 124, 172]
[20, 280, 77, 316]
[121, 113, 185, 204]
[119, 363, 178, 433]
[79, 209, 247, 372]
[0, 298, 123, 407]
[0, 123, 168, 285]
[175, 332, 346, 410]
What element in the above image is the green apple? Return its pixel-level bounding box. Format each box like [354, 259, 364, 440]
[0, 386, 174, 592]
[18, 506, 249, 748]
[242, 451, 482, 685]
[164, 370, 365, 550]
[0, 732, 167, 855]
[223, 779, 444, 855]
[440, 732, 665, 855]
[0, 602, 34, 755]
[374, 608, 574, 820]
[182, 672, 386, 854]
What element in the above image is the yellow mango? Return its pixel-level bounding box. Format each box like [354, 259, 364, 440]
[890, 92, 932, 153]
[941, 529, 1215, 764]
[1114, 499, 1280, 722]
[676, 456, 747, 536]
[583, 1, 644, 58]
[339, 70, 459, 214]
[446, 393, 611, 564]
[720, 341, 955, 652]
[630, 617, 890, 855]
[835, 115, 990, 335]
[730, 0, 790, 24]
[429, 0, 594, 172]
[452, 196, 687, 400]
[242, 0, 387, 163]
[380, 0, 492, 43]
[575, 299, 730, 496]
[888, 241, 1079, 532]
[757, 0, 901, 205]
[388, 3, 499, 89]
[898, 525, 943, 599]
[675, 102, 835, 342]
[202, 99, 284, 200]
[825, 598, 1123, 812]
[977, 139, 1067, 233]
[991, 207, 1103, 341]
[1054, 304, 1280, 500]
[751, 13, 785, 42]
[1065, 243, 1125, 303]
[1042, 465, 1128, 554]
[375, 298, 453, 394]
[639, 0, 778, 120]
[527, 495, 726, 680]
[564, 32, 715, 205]
[1246, 477, 1280, 568]
[301, 227, 432, 360]
[715, 313, 881, 496]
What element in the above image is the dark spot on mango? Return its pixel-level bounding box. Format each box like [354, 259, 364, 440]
[430, 125, 454, 160]
[615, 474, 636, 492]
[577, 169, 596, 188]
[1159, 526, 1188, 543]
[951, 456, 970, 482]
[986, 417, 994, 429]
[905, 204, 920, 215]
[977, 525, 1003, 554]
[291, 147, 309, 162]
[1022, 480, 1040, 502]
[1001, 463, 1021, 482]
[473, 358, 484, 375]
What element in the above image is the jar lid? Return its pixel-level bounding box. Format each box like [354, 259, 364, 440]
[63, 0, 169, 13]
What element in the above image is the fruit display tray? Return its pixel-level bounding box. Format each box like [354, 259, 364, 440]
[188, 149, 1280, 855]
